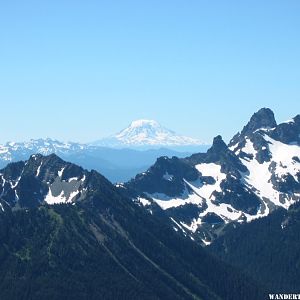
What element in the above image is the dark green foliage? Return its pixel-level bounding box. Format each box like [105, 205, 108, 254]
[0, 197, 264, 300]
[0, 206, 151, 300]
[0, 154, 265, 299]
[209, 202, 300, 293]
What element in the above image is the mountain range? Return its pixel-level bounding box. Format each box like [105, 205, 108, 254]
[1, 108, 300, 298]
[124, 108, 300, 244]
[0, 154, 262, 300]
[0, 120, 208, 183]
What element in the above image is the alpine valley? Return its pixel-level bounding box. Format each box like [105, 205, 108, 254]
[1, 108, 300, 299]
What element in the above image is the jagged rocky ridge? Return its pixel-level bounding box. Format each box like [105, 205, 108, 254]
[0, 154, 89, 208]
[124, 108, 300, 245]
[0, 154, 263, 300]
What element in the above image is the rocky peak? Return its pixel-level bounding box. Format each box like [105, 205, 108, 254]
[205, 135, 247, 173]
[229, 108, 277, 147]
[212, 135, 228, 151]
[205, 135, 228, 161]
[245, 108, 277, 133]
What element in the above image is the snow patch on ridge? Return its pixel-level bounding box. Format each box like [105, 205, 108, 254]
[67, 177, 78, 182]
[44, 188, 80, 205]
[239, 137, 299, 210]
[137, 197, 151, 206]
[58, 167, 65, 177]
[264, 134, 300, 181]
[148, 188, 203, 210]
[194, 163, 226, 199]
[45, 189, 67, 205]
[36, 162, 42, 177]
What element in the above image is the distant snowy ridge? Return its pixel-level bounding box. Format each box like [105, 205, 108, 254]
[0, 138, 87, 163]
[93, 119, 204, 148]
[0, 137, 197, 183]
[0, 120, 205, 166]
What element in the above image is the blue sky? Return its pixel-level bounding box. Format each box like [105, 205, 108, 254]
[0, 1, 299, 144]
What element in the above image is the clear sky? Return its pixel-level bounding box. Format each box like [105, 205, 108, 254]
[0, 1, 299, 144]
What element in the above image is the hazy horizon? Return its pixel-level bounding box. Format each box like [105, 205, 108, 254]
[0, 108, 299, 145]
[1, 1, 299, 143]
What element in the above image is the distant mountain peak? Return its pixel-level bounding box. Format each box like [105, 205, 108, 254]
[128, 119, 160, 128]
[94, 119, 204, 148]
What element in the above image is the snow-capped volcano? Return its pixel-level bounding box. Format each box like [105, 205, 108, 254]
[94, 119, 204, 148]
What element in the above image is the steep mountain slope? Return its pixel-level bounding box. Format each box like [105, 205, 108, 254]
[0, 154, 89, 208]
[0, 155, 263, 300]
[0, 139, 192, 182]
[93, 119, 205, 149]
[125, 108, 300, 244]
[209, 201, 300, 293]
